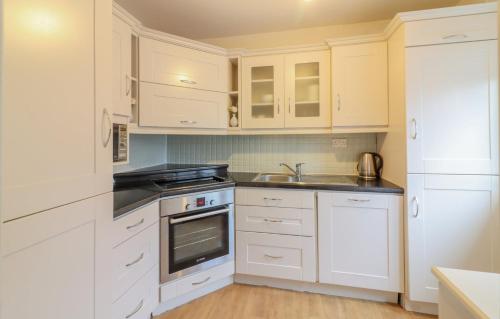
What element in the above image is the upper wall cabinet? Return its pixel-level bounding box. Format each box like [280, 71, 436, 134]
[242, 50, 331, 129]
[406, 40, 498, 175]
[331, 42, 388, 127]
[140, 37, 228, 93]
[112, 15, 133, 119]
[1, 0, 113, 222]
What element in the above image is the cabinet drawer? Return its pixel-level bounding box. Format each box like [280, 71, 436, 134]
[235, 188, 314, 209]
[160, 261, 234, 303]
[112, 266, 159, 319]
[139, 82, 228, 129]
[235, 205, 315, 236]
[140, 37, 228, 92]
[325, 192, 389, 209]
[405, 13, 497, 47]
[112, 222, 159, 302]
[236, 231, 316, 282]
[112, 202, 159, 247]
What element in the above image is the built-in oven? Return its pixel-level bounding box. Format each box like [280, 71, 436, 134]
[160, 188, 234, 284]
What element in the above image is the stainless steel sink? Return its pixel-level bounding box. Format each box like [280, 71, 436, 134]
[252, 173, 358, 186]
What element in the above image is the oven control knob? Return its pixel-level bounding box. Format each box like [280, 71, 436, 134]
[209, 200, 215, 205]
[185, 203, 191, 210]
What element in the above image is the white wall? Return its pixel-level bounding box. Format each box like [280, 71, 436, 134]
[166, 134, 377, 175]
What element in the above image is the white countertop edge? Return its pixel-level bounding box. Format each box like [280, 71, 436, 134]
[432, 267, 500, 319]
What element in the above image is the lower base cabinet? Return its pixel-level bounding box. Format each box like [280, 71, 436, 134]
[236, 231, 316, 282]
[317, 192, 403, 292]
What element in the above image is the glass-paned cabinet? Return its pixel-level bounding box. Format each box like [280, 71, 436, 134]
[242, 51, 330, 129]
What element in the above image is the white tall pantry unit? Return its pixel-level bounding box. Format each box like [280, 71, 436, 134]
[378, 4, 500, 312]
[0, 0, 114, 318]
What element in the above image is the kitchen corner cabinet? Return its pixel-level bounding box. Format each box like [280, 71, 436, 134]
[112, 15, 133, 119]
[242, 51, 331, 129]
[1, 193, 113, 319]
[1, 0, 113, 222]
[317, 192, 403, 292]
[332, 42, 388, 127]
[407, 174, 500, 303]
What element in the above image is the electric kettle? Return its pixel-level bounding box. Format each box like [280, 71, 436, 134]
[357, 152, 383, 180]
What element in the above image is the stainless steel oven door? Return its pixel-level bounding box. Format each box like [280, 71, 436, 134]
[160, 204, 234, 284]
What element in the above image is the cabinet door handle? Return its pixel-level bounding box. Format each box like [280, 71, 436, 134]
[336, 94, 341, 111]
[263, 218, 283, 223]
[125, 299, 144, 319]
[263, 197, 282, 201]
[125, 252, 144, 268]
[347, 198, 371, 203]
[180, 120, 198, 125]
[192, 276, 211, 286]
[442, 34, 467, 40]
[264, 254, 284, 259]
[180, 79, 197, 85]
[125, 74, 131, 96]
[126, 218, 144, 230]
[101, 108, 112, 147]
[410, 118, 418, 140]
[412, 196, 420, 218]
[288, 97, 291, 114]
[277, 98, 280, 114]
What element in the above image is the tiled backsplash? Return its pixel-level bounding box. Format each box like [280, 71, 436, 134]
[113, 134, 168, 173]
[166, 134, 377, 175]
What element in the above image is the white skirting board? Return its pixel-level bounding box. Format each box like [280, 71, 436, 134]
[234, 274, 399, 304]
[401, 295, 438, 316]
[152, 276, 234, 316]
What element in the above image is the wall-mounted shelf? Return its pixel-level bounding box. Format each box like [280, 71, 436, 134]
[251, 79, 273, 83]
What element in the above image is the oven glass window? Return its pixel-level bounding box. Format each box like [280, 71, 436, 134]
[169, 210, 229, 273]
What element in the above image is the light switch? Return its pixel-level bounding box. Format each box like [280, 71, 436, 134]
[332, 138, 347, 148]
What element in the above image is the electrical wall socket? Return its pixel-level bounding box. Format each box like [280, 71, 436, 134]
[332, 138, 347, 148]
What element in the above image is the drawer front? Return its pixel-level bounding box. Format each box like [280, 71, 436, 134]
[323, 192, 390, 209]
[235, 188, 315, 209]
[140, 37, 228, 92]
[112, 202, 159, 247]
[160, 261, 235, 302]
[235, 205, 315, 236]
[112, 223, 159, 302]
[139, 82, 228, 129]
[236, 231, 316, 282]
[405, 13, 497, 47]
[112, 266, 159, 319]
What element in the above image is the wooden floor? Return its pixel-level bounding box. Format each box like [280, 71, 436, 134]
[156, 284, 436, 319]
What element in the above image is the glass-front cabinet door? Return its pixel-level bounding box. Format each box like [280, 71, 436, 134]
[242, 55, 284, 129]
[284, 51, 331, 128]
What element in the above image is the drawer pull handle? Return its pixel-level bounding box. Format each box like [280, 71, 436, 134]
[125, 299, 144, 319]
[263, 197, 282, 201]
[192, 276, 211, 286]
[442, 34, 467, 40]
[180, 120, 198, 125]
[125, 253, 144, 268]
[264, 254, 284, 259]
[264, 218, 283, 223]
[347, 198, 371, 202]
[180, 79, 197, 85]
[126, 218, 145, 230]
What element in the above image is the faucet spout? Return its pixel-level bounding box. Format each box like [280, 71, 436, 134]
[280, 163, 297, 176]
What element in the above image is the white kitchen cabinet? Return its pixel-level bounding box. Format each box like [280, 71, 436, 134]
[331, 42, 388, 127]
[139, 82, 228, 129]
[317, 192, 403, 292]
[235, 187, 315, 209]
[406, 40, 498, 175]
[140, 37, 228, 93]
[1, 0, 113, 221]
[112, 15, 133, 119]
[0, 193, 113, 319]
[407, 174, 500, 304]
[242, 51, 331, 129]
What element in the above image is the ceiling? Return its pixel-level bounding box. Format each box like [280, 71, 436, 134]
[116, 0, 460, 39]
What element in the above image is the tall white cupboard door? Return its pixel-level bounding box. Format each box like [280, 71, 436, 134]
[0, 193, 113, 319]
[284, 51, 331, 128]
[112, 15, 132, 118]
[407, 174, 500, 303]
[332, 42, 388, 127]
[406, 40, 498, 175]
[317, 192, 403, 292]
[242, 55, 285, 129]
[1, 0, 113, 222]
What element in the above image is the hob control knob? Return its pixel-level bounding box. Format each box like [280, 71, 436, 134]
[185, 203, 191, 210]
[209, 200, 215, 205]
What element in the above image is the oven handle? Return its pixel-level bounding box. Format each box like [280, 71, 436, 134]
[169, 208, 230, 224]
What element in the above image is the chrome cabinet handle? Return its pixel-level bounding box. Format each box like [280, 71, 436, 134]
[180, 120, 198, 125]
[125, 253, 144, 268]
[125, 74, 131, 96]
[264, 254, 284, 259]
[192, 276, 211, 286]
[288, 97, 291, 114]
[263, 197, 282, 201]
[277, 98, 280, 114]
[126, 218, 144, 230]
[263, 218, 283, 223]
[442, 34, 467, 40]
[348, 198, 371, 203]
[180, 79, 197, 85]
[412, 196, 420, 218]
[125, 299, 144, 319]
[337, 94, 341, 111]
[410, 118, 417, 140]
[101, 108, 111, 147]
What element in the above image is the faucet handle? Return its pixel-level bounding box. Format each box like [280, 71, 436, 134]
[296, 162, 305, 168]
